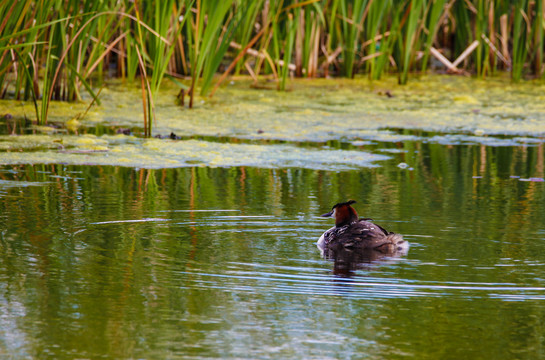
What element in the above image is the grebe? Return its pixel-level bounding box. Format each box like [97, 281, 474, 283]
[317, 200, 408, 253]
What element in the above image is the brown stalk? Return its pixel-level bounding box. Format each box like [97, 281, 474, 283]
[9, 50, 18, 96]
[463, 0, 477, 14]
[499, 14, 510, 63]
[260, 49, 279, 80]
[359, 0, 374, 29]
[295, 8, 304, 77]
[244, 61, 258, 82]
[85, 31, 128, 77]
[138, 71, 147, 136]
[27, 52, 40, 98]
[282, 0, 320, 12]
[67, 22, 125, 57]
[399, 2, 412, 29]
[481, 34, 511, 67]
[358, 52, 382, 65]
[0, 49, 10, 77]
[308, 19, 320, 77]
[335, 14, 361, 30]
[77, 86, 104, 121]
[488, 0, 496, 68]
[320, 45, 342, 70]
[44, 11, 170, 123]
[209, 27, 266, 97]
[430, 47, 458, 72]
[0, 1, 18, 35]
[135, 46, 154, 137]
[252, 0, 285, 79]
[189, 0, 201, 109]
[362, 32, 391, 48]
[437, 0, 456, 31]
[451, 40, 479, 68]
[229, 41, 291, 75]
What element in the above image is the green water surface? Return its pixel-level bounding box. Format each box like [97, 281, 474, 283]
[1, 75, 545, 358]
[1, 139, 544, 359]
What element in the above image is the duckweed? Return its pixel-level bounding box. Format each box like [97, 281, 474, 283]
[1, 75, 544, 169]
[0, 136, 390, 170]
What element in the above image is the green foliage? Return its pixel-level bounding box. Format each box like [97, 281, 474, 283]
[420, 0, 447, 74]
[188, 0, 235, 107]
[279, 13, 296, 90]
[399, 0, 424, 85]
[232, 0, 265, 75]
[1, 0, 545, 132]
[512, 0, 530, 81]
[339, 0, 369, 78]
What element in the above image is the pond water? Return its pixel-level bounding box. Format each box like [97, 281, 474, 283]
[1, 139, 545, 359]
[1, 75, 545, 358]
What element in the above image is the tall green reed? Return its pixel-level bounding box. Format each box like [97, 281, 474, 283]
[339, 0, 370, 78]
[535, 0, 544, 77]
[398, 0, 424, 84]
[187, 0, 234, 108]
[363, 0, 389, 78]
[2, 0, 545, 133]
[511, 0, 529, 81]
[232, 0, 265, 75]
[420, 0, 447, 74]
[279, 12, 296, 90]
[298, 4, 325, 77]
[534, 0, 544, 77]
[131, 0, 192, 135]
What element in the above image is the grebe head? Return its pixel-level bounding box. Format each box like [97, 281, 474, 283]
[321, 200, 359, 227]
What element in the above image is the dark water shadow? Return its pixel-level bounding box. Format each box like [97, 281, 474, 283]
[320, 246, 409, 277]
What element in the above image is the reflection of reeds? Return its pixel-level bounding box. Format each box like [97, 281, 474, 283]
[1, 1, 544, 132]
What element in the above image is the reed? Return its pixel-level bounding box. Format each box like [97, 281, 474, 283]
[339, 0, 370, 78]
[232, 0, 265, 75]
[279, 12, 296, 90]
[132, 0, 192, 135]
[535, 0, 544, 78]
[398, 0, 424, 84]
[420, 0, 447, 74]
[1, 0, 545, 132]
[363, 0, 388, 78]
[187, 0, 235, 107]
[512, 0, 530, 81]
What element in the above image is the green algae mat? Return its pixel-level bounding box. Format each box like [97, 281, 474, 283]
[1, 75, 544, 170]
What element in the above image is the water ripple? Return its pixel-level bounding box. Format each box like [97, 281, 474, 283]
[179, 261, 545, 300]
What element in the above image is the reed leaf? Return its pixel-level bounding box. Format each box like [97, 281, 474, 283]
[339, 0, 370, 78]
[364, 0, 390, 77]
[512, 0, 530, 81]
[532, 0, 544, 77]
[12, 49, 39, 123]
[279, 12, 297, 91]
[420, 0, 447, 73]
[40, 28, 57, 125]
[188, 0, 235, 107]
[233, 0, 265, 75]
[200, 4, 243, 95]
[399, 0, 424, 84]
[2, 0, 545, 129]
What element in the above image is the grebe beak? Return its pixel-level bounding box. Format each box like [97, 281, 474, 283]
[321, 210, 334, 218]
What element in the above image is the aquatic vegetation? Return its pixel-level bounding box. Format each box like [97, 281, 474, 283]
[1, 1, 544, 131]
[1, 75, 544, 169]
[187, 0, 235, 105]
[0, 134, 390, 170]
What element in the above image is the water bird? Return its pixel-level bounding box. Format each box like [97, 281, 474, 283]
[317, 200, 408, 254]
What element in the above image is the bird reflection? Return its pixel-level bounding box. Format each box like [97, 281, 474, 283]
[319, 245, 409, 277]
